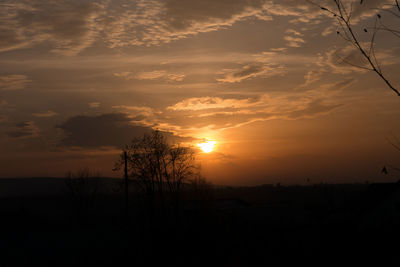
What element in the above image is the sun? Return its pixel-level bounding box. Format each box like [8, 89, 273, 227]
[198, 140, 216, 153]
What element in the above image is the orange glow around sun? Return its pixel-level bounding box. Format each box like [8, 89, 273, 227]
[198, 140, 216, 153]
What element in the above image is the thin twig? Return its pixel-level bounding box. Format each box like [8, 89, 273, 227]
[387, 137, 400, 151]
[337, 55, 372, 71]
[308, 0, 400, 96]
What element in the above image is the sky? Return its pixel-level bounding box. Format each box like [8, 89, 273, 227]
[0, 0, 400, 185]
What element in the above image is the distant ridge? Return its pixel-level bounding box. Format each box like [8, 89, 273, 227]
[0, 177, 121, 197]
[0, 177, 397, 198]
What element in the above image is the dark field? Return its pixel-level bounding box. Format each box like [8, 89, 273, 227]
[0, 178, 400, 266]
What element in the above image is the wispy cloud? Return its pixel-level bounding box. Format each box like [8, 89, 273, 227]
[103, 0, 273, 48]
[284, 35, 305, 48]
[32, 110, 58, 117]
[167, 96, 261, 111]
[159, 89, 345, 136]
[297, 70, 324, 89]
[0, 0, 393, 55]
[56, 112, 185, 148]
[286, 29, 303, 36]
[0, 0, 320, 54]
[315, 44, 385, 75]
[0, 75, 31, 90]
[88, 102, 101, 108]
[0, 0, 105, 55]
[57, 113, 151, 148]
[217, 63, 286, 83]
[114, 70, 185, 82]
[112, 105, 155, 117]
[7, 121, 39, 138]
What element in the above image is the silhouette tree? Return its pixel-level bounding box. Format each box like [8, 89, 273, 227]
[114, 130, 199, 207]
[309, 0, 400, 96]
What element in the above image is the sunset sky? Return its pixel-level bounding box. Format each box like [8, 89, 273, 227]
[1, 0, 399, 185]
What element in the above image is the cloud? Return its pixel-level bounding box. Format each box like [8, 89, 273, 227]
[304, 70, 322, 85]
[0, 75, 31, 90]
[321, 0, 393, 22]
[57, 113, 152, 148]
[57, 112, 188, 148]
[103, 0, 273, 48]
[91, 90, 344, 139]
[102, 0, 332, 49]
[1, 0, 376, 54]
[294, 39, 396, 90]
[286, 99, 342, 119]
[114, 70, 185, 82]
[113, 72, 134, 80]
[314, 44, 397, 75]
[263, 1, 315, 17]
[0, 98, 15, 121]
[321, 25, 334, 36]
[0, 97, 15, 113]
[253, 50, 309, 65]
[88, 102, 101, 108]
[167, 96, 260, 111]
[163, 98, 342, 132]
[7, 121, 39, 138]
[217, 63, 286, 83]
[270, 47, 288, 52]
[0, 0, 274, 53]
[0, 0, 105, 55]
[111, 105, 155, 117]
[161, 0, 272, 30]
[133, 71, 185, 82]
[286, 29, 303, 36]
[297, 70, 324, 89]
[160, 91, 344, 136]
[215, 49, 291, 84]
[295, 44, 386, 87]
[283, 35, 305, 48]
[324, 47, 368, 73]
[32, 110, 58, 117]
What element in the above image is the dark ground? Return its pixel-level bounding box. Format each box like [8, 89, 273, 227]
[0, 178, 400, 266]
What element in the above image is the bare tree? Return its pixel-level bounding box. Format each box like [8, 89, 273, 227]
[309, 0, 400, 96]
[114, 130, 199, 205]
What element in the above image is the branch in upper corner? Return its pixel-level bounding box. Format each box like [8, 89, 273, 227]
[307, 0, 400, 96]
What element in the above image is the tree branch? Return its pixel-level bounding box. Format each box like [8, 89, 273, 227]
[311, 0, 400, 96]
